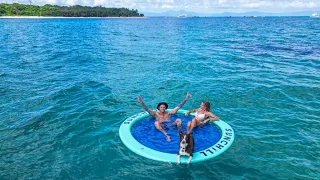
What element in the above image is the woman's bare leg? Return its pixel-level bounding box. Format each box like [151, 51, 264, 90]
[187, 118, 198, 134]
[187, 121, 192, 132]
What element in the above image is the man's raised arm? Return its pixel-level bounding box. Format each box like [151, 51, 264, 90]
[137, 96, 156, 116]
[169, 92, 191, 114]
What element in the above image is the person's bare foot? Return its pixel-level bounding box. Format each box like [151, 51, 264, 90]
[166, 135, 171, 142]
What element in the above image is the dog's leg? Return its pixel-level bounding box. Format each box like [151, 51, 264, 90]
[177, 155, 181, 164]
[187, 156, 193, 164]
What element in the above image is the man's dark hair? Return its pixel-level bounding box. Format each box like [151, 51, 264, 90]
[157, 102, 168, 110]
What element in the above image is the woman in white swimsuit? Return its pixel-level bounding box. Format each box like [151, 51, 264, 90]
[185, 100, 219, 133]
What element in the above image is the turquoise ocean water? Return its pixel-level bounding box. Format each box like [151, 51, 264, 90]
[0, 17, 319, 179]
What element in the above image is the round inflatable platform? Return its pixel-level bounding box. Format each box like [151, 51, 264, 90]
[119, 109, 234, 164]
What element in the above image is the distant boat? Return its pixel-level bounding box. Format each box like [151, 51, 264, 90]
[177, 14, 188, 18]
[310, 13, 319, 18]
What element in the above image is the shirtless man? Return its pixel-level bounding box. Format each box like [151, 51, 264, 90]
[137, 93, 191, 142]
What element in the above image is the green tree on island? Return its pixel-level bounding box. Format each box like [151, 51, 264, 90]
[0, 3, 144, 17]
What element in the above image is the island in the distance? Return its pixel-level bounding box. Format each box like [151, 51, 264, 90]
[0, 3, 144, 17]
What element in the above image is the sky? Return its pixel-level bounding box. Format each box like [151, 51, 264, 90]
[1, 0, 319, 13]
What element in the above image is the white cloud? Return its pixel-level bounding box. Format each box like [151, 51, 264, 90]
[0, 0, 319, 13]
[288, 1, 318, 8]
[161, 4, 173, 9]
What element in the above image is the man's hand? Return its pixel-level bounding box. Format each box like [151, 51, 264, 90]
[186, 92, 191, 99]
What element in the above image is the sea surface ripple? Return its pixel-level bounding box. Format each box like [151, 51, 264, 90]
[0, 17, 319, 180]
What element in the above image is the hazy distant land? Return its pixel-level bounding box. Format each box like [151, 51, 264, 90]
[143, 10, 319, 17]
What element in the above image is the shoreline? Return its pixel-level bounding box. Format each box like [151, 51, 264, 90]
[0, 16, 147, 19]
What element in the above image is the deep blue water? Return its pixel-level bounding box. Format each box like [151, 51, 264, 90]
[0, 17, 319, 179]
[132, 115, 221, 153]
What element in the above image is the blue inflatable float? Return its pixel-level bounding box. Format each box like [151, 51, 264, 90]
[119, 109, 234, 164]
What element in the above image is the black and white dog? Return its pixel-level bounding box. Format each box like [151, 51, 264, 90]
[177, 130, 194, 164]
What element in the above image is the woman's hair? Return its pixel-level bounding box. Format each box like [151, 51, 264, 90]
[157, 102, 168, 110]
[202, 100, 211, 111]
